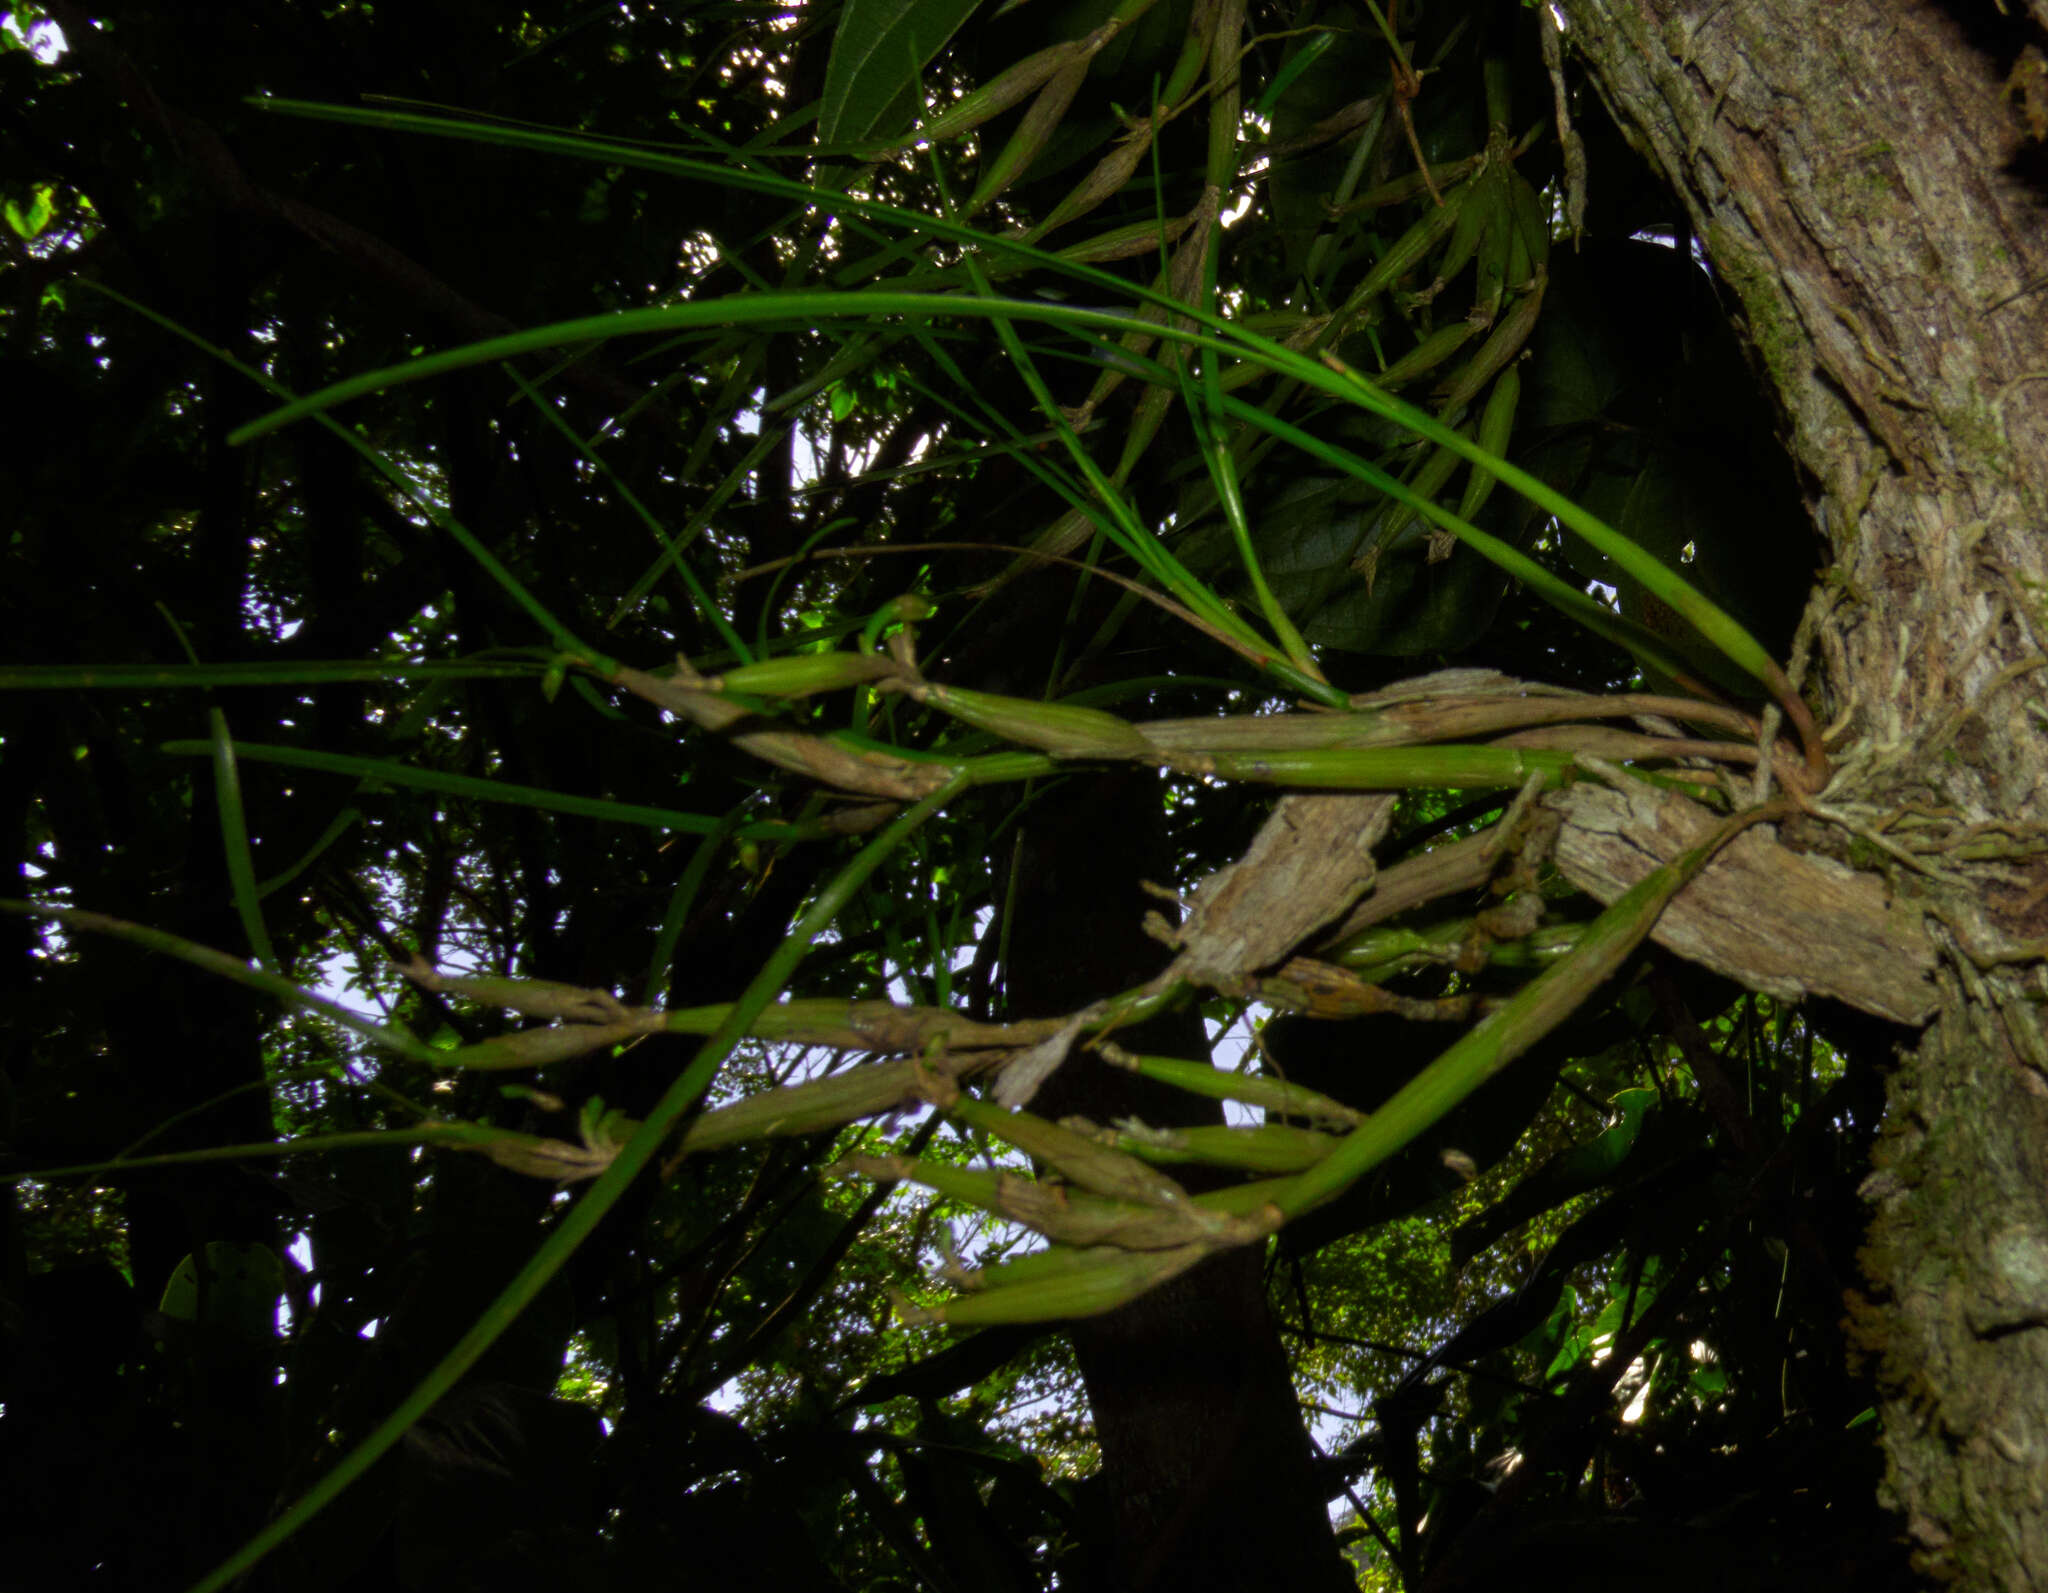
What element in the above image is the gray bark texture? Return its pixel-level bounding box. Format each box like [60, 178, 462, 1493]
[1554, 1, 2048, 1585]
[1548, 779, 1940, 1023]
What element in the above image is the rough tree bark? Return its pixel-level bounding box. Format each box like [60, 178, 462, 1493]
[1553, 3, 2048, 1585]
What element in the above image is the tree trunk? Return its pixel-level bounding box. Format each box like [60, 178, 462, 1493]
[1002, 767, 1356, 1593]
[1553, 3, 2048, 1585]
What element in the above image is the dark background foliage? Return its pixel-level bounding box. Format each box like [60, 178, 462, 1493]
[0, 1, 1924, 1588]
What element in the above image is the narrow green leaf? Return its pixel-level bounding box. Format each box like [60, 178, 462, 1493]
[88, 283, 613, 674]
[1271, 801, 1789, 1220]
[1254, 30, 1336, 118]
[0, 1121, 528, 1185]
[0, 660, 536, 690]
[820, 0, 984, 144]
[503, 365, 754, 662]
[0, 901, 443, 1065]
[186, 775, 970, 1593]
[230, 103, 1787, 704]
[1103, 1050, 1363, 1129]
[158, 740, 810, 840]
[642, 811, 745, 1008]
[1216, 394, 1704, 686]
[208, 710, 281, 975]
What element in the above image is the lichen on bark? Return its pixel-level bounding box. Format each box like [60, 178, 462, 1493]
[1556, 1, 2048, 1583]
